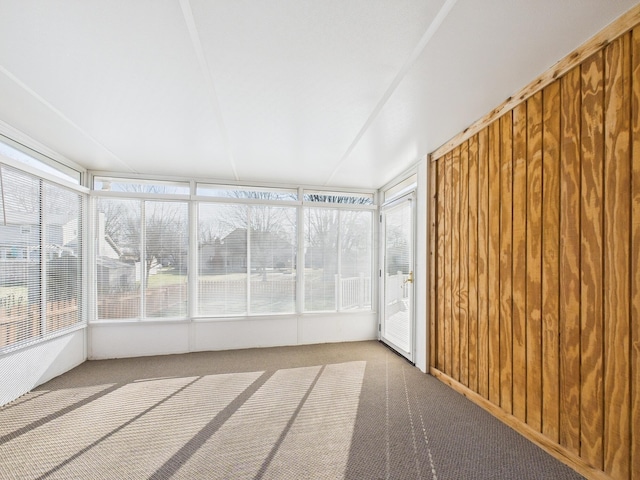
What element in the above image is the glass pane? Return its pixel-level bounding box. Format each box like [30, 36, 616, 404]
[383, 175, 417, 203]
[249, 206, 296, 314]
[383, 200, 412, 352]
[144, 201, 189, 318]
[0, 167, 41, 347]
[198, 203, 248, 316]
[304, 208, 338, 311]
[0, 139, 81, 184]
[44, 183, 81, 332]
[197, 184, 297, 201]
[96, 198, 141, 319]
[94, 177, 189, 195]
[303, 191, 373, 205]
[338, 211, 372, 310]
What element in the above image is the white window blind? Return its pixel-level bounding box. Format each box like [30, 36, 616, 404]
[44, 183, 82, 333]
[339, 210, 372, 310]
[0, 164, 84, 350]
[94, 181, 374, 320]
[144, 201, 188, 318]
[95, 198, 188, 320]
[304, 208, 339, 311]
[249, 205, 296, 314]
[96, 198, 142, 319]
[304, 208, 372, 312]
[198, 203, 248, 316]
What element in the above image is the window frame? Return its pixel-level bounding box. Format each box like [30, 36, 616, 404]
[0, 157, 88, 354]
[91, 177, 377, 321]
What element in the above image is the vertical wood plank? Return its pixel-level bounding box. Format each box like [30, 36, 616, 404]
[603, 34, 631, 480]
[444, 152, 453, 376]
[580, 50, 605, 469]
[526, 90, 543, 432]
[488, 120, 501, 406]
[542, 81, 561, 443]
[559, 65, 582, 454]
[631, 25, 640, 480]
[451, 146, 461, 382]
[477, 128, 490, 399]
[468, 135, 479, 394]
[459, 141, 470, 387]
[436, 157, 447, 372]
[511, 102, 528, 424]
[430, 159, 438, 369]
[499, 112, 513, 414]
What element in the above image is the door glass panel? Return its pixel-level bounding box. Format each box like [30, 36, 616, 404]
[382, 197, 413, 357]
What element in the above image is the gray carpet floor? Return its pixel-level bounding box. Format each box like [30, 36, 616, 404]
[0, 341, 583, 479]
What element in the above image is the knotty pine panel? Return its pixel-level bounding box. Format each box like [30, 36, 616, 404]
[467, 134, 479, 394]
[580, 49, 605, 471]
[443, 152, 453, 377]
[459, 141, 470, 388]
[603, 33, 631, 480]
[429, 159, 438, 370]
[487, 120, 501, 406]
[477, 128, 490, 400]
[542, 81, 561, 443]
[436, 152, 446, 372]
[511, 102, 527, 425]
[499, 112, 513, 414]
[558, 65, 582, 455]
[451, 146, 461, 382]
[525, 90, 543, 433]
[631, 26, 640, 480]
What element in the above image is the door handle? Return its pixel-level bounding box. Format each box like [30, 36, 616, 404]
[404, 271, 414, 284]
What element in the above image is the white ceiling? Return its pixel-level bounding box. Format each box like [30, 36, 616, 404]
[0, 0, 638, 189]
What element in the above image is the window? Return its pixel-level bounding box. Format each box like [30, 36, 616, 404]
[95, 198, 188, 319]
[303, 190, 374, 205]
[383, 175, 417, 203]
[94, 177, 189, 195]
[197, 203, 247, 316]
[94, 181, 373, 319]
[0, 164, 84, 350]
[304, 208, 372, 312]
[0, 136, 81, 184]
[197, 184, 297, 201]
[197, 203, 296, 316]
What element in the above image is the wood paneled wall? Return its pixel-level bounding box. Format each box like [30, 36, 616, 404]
[429, 19, 640, 480]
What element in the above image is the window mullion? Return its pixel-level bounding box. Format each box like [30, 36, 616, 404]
[246, 207, 251, 315]
[336, 209, 342, 312]
[296, 187, 304, 314]
[39, 179, 46, 336]
[140, 200, 146, 319]
[188, 198, 198, 319]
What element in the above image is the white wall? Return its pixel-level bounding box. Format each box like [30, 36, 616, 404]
[0, 328, 87, 406]
[88, 312, 377, 360]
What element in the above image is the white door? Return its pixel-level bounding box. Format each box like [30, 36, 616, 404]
[380, 193, 415, 362]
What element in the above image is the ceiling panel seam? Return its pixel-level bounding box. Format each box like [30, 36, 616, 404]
[178, 0, 239, 181]
[323, 0, 459, 187]
[0, 65, 135, 173]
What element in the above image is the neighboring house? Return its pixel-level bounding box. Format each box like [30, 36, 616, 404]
[96, 256, 135, 294]
[0, 222, 81, 300]
[0, 223, 67, 285]
[200, 228, 294, 275]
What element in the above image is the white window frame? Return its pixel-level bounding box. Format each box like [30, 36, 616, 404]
[90, 173, 377, 321]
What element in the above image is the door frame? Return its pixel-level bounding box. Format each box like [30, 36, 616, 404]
[379, 190, 417, 363]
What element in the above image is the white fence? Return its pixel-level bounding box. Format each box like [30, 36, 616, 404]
[336, 274, 372, 310]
